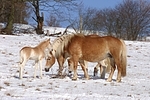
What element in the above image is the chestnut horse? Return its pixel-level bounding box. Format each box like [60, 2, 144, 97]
[45, 34, 109, 79]
[44, 34, 88, 76]
[19, 39, 53, 79]
[55, 34, 127, 82]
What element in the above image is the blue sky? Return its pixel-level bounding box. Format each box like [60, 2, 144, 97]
[82, 0, 124, 9]
[29, 0, 124, 26]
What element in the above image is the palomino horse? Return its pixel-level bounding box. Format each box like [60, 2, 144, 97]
[67, 57, 111, 79]
[93, 58, 111, 78]
[19, 38, 53, 79]
[45, 34, 105, 77]
[55, 34, 127, 82]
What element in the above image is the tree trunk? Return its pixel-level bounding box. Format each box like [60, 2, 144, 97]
[36, 12, 44, 34]
[1, 0, 14, 35]
[32, 0, 44, 34]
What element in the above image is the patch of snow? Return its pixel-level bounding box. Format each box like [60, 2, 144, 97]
[0, 24, 150, 99]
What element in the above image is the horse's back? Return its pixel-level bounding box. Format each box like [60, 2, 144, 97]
[20, 47, 32, 55]
[68, 35, 109, 62]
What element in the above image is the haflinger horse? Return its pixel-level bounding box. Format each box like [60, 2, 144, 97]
[54, 33, 127, 82]
[68, 57, 111, 79]
[45, 34, 102, 78]
[19, 38, 53, 79]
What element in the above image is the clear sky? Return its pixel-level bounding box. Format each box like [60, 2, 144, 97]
[29, 0, 125, 26]
[81, 0, 124, 9]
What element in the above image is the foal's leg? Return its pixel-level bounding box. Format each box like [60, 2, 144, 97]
[34, 61, 38, 78]
[100, 60, 107, 79]
[100, 66, 106, 79]
[19, 58, 27, 79]
[107, 58, 116, 82]
[93, 63, 99, 76]
[39, 59, 43, 79]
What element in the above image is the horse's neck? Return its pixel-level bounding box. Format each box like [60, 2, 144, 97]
[52, 34, 74, 57]
[52, 38, 62, 56]
[37, 42, 47, 50]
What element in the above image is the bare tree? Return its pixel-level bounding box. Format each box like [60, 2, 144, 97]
[46, 14, 60, 27]
[72, 7, 99, 34]
[115, 0, 150, 40]
[30, 0, 44, 34]
[92, 0, 150, 40]
[0, 0, 30, 34]
[28, 0, 79, 34]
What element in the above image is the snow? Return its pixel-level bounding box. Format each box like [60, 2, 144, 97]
[0, 26, 150, 100]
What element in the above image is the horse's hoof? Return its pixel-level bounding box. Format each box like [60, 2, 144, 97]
[116, 79, 121, 82]
[106, 78, 112, 82]
[72, 78, 77, 81]
[85, 78, 89, 80]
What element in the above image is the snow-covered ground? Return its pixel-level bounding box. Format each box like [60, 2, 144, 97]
[0, 31, 150, 100]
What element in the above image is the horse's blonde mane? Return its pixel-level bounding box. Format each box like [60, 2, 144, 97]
[75, 33, 85, 37]
[52, 34, 75, 57]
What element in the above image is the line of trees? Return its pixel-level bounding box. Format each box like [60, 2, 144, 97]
[75, 0, 150, 40]
[0, 0, 30, 34]
[0, 0, 150, 40]
[0, 0, 78, 35]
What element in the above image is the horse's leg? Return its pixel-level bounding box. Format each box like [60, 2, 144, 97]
[100, 60, 107, 79]
[57, 55, 65, 76]
[19, 63, 24, 79]
[19, 58, 27, 79]
[34, 61, 38, 78]
[100, 66, 106, 79]
[107, 58, 116, 82]
[72, 56, 79, 81]
[116, 59, 122, 82]
[39, 59, 43, 79]
[79, 60, 89, 80]
[93, 63, 100, 76]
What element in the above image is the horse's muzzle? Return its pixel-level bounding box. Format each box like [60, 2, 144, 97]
[45, 68, 50, 72]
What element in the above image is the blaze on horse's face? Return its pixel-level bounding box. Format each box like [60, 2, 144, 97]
[45, 56, 51, 72]
[45, 51, 56, 72]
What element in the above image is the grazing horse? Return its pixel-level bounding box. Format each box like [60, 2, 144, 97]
[45, 34, 105, 78]
[55, 34, 127, 82]
[19, 39, 53, 79]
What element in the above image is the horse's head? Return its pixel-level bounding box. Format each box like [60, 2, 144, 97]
[45, 51, 55, 72]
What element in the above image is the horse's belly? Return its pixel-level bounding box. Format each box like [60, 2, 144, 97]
[82, 54, 106, 62]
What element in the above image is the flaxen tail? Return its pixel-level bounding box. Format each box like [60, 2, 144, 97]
[120, 39, 127, 77]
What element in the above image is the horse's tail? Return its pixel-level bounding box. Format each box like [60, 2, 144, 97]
[120, 39, 127, 77]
